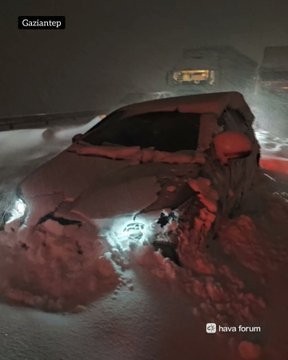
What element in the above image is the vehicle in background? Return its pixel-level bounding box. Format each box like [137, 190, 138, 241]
[256, 46, 288, 96]
[168, 69, 216, 86]
[253, 46, 288, 137]
[167, 47, 257, 97]
[3, 92, 260, 271]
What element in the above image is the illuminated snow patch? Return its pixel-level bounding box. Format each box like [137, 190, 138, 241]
[255, 128, 288, 156]
[7, 198, 27, 223]
[106, 216, 154, 251]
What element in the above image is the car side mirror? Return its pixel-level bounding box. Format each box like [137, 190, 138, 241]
[213, 131, 253, 165]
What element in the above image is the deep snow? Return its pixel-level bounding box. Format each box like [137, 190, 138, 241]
[0, 119, 287, 359]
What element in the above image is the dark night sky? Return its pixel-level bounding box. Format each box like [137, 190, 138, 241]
[1, 0, 288, 116]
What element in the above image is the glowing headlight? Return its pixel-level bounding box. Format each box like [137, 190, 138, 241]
[6, 198, 27, 224]
[106, 216, 154, 251]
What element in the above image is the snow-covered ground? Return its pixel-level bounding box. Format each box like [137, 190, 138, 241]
[256, 129, 288, 159]
[0, 121, 287, 360]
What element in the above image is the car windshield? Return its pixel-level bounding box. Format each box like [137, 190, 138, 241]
[82, 111, 200, 152]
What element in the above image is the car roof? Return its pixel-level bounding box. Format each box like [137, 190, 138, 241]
[117, 91, 254, 124]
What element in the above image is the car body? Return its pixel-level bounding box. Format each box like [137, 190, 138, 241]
[4, 92, 260, 267]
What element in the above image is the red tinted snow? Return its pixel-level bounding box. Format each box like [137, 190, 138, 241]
[260, 156, 288, 175]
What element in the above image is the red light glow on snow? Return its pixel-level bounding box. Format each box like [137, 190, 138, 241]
[260, 156, 288, 175]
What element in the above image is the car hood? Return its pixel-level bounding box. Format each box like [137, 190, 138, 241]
[20, 147, 200, 221]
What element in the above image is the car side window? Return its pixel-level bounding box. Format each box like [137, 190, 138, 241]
[83, 111, 201, 152]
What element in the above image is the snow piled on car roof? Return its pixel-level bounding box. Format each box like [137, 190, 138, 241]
[120, 91, 255, 124]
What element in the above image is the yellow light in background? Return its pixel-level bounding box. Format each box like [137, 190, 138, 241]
[172, 69, 214, 84]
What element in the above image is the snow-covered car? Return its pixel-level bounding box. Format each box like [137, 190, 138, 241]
[5, 92, 260, 267]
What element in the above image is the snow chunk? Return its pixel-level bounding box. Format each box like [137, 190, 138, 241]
[219, 215, 273, 274]
[0, 220, 120, 312]
[4, 218, 22, 233]
[133, 245, 177, 280]
[41, 219, 64, 236]
[72, 144, 205, 165]
[166, 185, 176, 192]
[74, 144, 140, 159]
[238, 341, 262, 359]
[188, 177, 219, 213]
